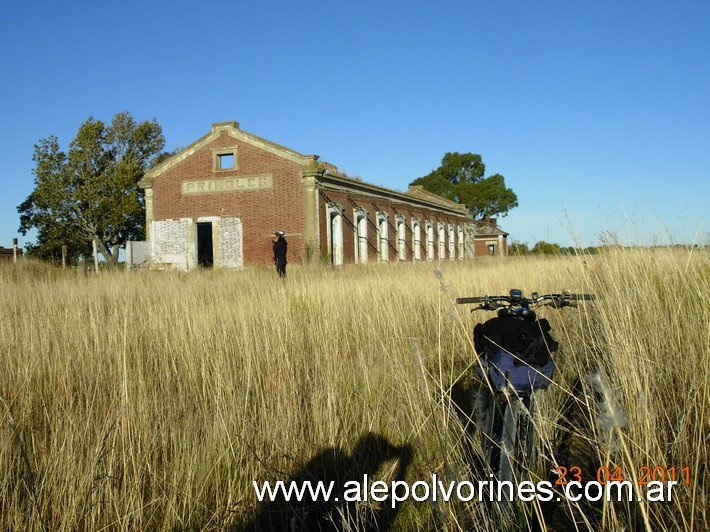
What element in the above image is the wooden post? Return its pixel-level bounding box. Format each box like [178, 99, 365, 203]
[12, 238, 18, 263]
[61, 244, 67, 269]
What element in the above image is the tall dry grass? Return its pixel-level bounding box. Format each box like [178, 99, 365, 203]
[0, 248, 707, 530]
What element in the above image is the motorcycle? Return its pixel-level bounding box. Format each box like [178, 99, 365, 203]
[455, 289, 595, 484]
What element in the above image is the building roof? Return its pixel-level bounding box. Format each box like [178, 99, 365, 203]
[404, 185, 467, 210]
[474, 219, 509, 237]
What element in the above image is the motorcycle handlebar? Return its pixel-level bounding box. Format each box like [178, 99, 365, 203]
[454, 292, 595, 307]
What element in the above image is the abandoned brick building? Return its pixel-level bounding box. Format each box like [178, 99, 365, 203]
[0, 246, 22, 263]
[472, 218, 509, 257]
[133, 122, 507, 269]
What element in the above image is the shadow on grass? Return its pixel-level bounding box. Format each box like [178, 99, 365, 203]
[241, 432, 412, 531]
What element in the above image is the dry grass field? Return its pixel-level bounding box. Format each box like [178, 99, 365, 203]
[0, 248, 707, 531]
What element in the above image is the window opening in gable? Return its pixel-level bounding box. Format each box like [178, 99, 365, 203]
[217, 153, 235, 170]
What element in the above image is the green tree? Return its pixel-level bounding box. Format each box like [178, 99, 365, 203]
[508, 241, 530, 255]
[410, 152, 518, 219]
[531, 241, 561, 255]
[18, 112, 165, 266]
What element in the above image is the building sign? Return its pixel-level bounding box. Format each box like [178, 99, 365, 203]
[182, 174, 273, 195]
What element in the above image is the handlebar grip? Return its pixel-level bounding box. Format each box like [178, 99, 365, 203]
[569, 294, 595, 301]
[454, 296, 487, 304]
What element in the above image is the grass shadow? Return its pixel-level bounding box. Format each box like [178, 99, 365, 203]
[240, 432, 413, 531]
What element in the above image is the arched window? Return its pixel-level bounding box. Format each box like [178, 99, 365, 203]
[457, 226, 464, 259]
[412, 219, 421, 261]
[438, 223, 446, 260]
[396, 216, 406, 261]
[448, 224, 455, 260]
[377, 212, 389, 262]
[426, 221, 434, 261]
[327, 204, 343, 266]
[354, 209, 368, 264]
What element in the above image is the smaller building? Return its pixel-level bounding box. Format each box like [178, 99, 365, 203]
[0, 246, 22, 262]
[473, 218, 508, 256]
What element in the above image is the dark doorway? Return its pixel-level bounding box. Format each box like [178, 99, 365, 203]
[196, 222, 214, 267]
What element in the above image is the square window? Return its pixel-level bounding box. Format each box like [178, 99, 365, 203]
[217, 153, 235, 170]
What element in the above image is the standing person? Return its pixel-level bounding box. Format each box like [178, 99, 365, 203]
[273, 230, 288, 282]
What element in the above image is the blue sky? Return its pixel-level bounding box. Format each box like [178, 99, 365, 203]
[1, 0, 707, 250]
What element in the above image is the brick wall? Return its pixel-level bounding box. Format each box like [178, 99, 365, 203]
[152, 131, 306, 264]
[474, 237, 507, 257]
[0, 248, 22, 262]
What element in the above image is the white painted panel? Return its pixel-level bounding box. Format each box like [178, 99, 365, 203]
[218, 217, 243, 268]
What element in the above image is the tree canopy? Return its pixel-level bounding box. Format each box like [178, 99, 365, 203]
[410, 152, 518, 220]
[18, 112, 165, 266]
[531, 240, 562, 255]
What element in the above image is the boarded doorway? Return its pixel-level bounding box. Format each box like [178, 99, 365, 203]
[196, 222, 214, 267]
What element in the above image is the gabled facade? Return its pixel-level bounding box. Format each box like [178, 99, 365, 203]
[137, 122, 477, 269]
[473, 218, 509, 256]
